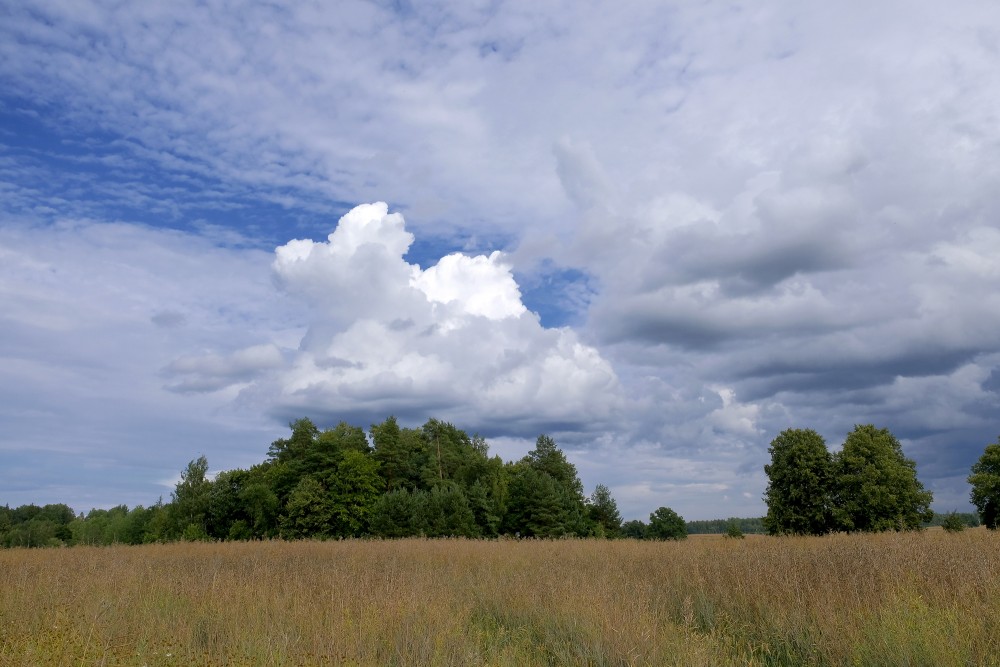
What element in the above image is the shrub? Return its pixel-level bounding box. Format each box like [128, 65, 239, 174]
[941, 512, 965, 533]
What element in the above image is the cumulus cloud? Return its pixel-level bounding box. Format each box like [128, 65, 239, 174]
[259, 203, 621, 436]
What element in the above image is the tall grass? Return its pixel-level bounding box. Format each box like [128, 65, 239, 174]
[1, 530, 998, 666]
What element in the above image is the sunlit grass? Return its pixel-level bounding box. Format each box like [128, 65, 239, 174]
[1, 530, 998, 665]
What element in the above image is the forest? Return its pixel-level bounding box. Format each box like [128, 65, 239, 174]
[1, 417, 678, 548]
[3, 419, 997, 548]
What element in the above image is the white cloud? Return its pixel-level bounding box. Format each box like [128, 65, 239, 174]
[260, 203, 621, 435]
[413, 251, 526, 321]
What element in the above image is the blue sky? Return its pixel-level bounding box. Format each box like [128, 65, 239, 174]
[2, 0, 999, 520]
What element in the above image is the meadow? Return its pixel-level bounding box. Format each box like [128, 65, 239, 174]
[1, 530, 998, 666]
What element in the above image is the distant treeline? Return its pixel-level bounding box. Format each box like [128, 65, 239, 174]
[681, 513, 982, 536]
[1, 417, 692, 548]
[685, 517, 766, 534]
[922, 512, 979, 528]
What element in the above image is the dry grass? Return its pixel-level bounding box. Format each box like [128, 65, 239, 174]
[1, 530, 998, 666]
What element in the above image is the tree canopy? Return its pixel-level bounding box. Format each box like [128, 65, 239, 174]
[763, 424, 934, 535]
[0, 415, 964, 548]
[833, 425, 933, 532]
[0, 417, 628, 546]
[763, 429, 833, 536]
[647, 506, 687, 540]
[968, 438, 1000, 530]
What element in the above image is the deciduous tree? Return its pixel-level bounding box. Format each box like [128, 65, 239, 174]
[621, 519, 647, 539]
[587, 484, 623, 537]
[280, 476, 335, 539]
[170, 456, 212, 538]
[648, 506, 687, 540]
[763, 429, 833, 536]
[968, 438, 1000, 530]
[833, 425, 933, 532]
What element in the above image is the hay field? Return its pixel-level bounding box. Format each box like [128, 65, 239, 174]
[2, 530, 998, 666]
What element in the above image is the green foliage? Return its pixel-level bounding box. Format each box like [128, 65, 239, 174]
[267, 418, 374, 508]
[724, 520, 745, 539]
[620, 519, 647, 539]
[143, 499, 171, 543]
[686, 517, 765, 535]
[325, 449, 382, 537]
[922, 511, 979, 529]
[833, 425, 933, 532]
[759, 424, 934, 536]
[763, 428, 834, 536]
[0, 505, 10, 534]
[968, 439, 1000, 530]
[505, 465, 589, 538]
[525, 435, 585, 502]
[648, 507, 687, 540]
[371, 417, 429, 492]
[181, 522, 209, 541]
[370, 489, 423, 537]
[267, 417, 320, 465]
[501, 434, 593, 538]
[200, 464, 281, 540]
[369, 484, 479, 538]
[169, 455, 212, 539]
[0, 503, 77, 548]
[280, 476, 335, 539]
[940, 512, 966, 533]
[420, 419, 476, 487]
[318, 421, 371, 455]
[587, 484, 623, 538]
[421, 484, 479, 537]
[6, 414, 954, 549]
[71, 505, 131, 545]
[240, 480, 280, 538]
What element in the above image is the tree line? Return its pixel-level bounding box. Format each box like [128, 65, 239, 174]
[0, 417, 689, 548]
[5, 420, 998, 548]
[763, 425, 1000, 535]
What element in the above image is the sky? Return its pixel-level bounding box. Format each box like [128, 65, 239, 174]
[1, 1, 999, 521]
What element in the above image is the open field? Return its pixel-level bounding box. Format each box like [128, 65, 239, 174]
[2, 530, 999, 666]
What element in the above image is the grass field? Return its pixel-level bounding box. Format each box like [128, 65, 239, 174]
[2, 529, 998, 666]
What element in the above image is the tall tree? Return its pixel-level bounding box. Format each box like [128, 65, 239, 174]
[763, 428, 834, 535]
[371, 416, 429, 492]
[968, 437, 1000, 530]
[205, 468, 248, 540]
[170, 456, 212, 539]
[833, 424, 933, 532]
[325, 449, 382, 537]
[504, 465, 584, 537]
[587, 484, 623, 537]
[266, 418, 321, 504]
[419, 419, 484, 488]
[525, 434, 585, 502]
[267, 418, 320, 465]
[240, 477, 280, 539]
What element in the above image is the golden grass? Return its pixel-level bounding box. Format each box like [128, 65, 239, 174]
[1, 530, 998, 666]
